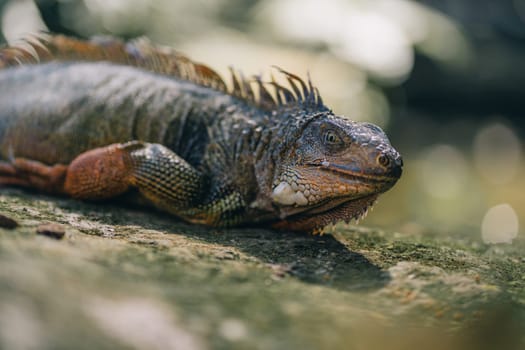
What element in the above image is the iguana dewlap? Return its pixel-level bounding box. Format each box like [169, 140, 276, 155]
[0, 34, 402, 232]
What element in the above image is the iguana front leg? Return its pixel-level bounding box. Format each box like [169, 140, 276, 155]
[0, 141, 206, 219]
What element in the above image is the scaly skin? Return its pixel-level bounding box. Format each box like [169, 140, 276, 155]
[0, 35, 402, 232]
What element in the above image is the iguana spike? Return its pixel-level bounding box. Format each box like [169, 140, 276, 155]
[279, 85, 297, 104]
[274, 66, 310, 101]
[269, 74, 296, 105]
[194, 63, 227, 91]
[0, 48, 19, 66]
[240, 71, 255, 103]
[270, 74, 284, 105]
[22, 34, 51, 60]
[253, 75, 276, 109]
[306, 72, 316, 103]
[272, 66, 301, 100]
[229, 67, 243, 97]
[314, 87, 323, 106]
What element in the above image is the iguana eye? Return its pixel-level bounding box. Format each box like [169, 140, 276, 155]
[323, 130, 341, 145]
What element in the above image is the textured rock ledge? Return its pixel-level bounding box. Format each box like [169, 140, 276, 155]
[0, 189, 523, 350]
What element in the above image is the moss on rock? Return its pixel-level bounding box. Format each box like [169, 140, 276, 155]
[0, 189, 523, 349]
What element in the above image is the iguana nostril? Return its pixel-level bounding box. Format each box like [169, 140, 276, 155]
[391, 155, 403, 178]
[395, 155, 403, 167]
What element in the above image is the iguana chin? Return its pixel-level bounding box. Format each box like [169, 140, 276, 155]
[0, 34, 403, 233]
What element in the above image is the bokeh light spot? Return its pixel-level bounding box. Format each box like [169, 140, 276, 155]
[418, 144, 468, 199]
[2, 0, 47, 43]
[481, 204, 519, 244]
[473, 123, 522, 185]
[335, 12, 413, 82]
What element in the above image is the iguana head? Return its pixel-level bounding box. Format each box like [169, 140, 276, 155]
[268, 111, 402, 232]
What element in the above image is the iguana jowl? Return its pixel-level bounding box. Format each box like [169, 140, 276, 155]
[0, 34, 402, 232]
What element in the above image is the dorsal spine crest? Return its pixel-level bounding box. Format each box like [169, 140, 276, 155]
[0, 33, 326, 111]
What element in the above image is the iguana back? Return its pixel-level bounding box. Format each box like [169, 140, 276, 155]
[0, 61, 264, 168]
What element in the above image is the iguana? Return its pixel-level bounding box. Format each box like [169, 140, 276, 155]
[0, 34, 402, 233]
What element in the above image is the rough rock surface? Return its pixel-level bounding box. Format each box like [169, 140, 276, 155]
[0, 188, 523, 350]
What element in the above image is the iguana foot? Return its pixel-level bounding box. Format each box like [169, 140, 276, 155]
[0, 158, 68, 194]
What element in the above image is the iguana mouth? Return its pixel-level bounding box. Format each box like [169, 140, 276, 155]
[272, 194, 379, 232]
[312, 162, 399, 184]
[271, 163, 396, 219]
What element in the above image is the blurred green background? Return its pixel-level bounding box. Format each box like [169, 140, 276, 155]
[1, 0, 523, 243]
